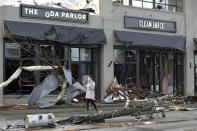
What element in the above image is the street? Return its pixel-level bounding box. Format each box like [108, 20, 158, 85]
[1, 106, 197, 131]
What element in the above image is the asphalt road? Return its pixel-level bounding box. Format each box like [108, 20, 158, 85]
[1, 107, 197, 130]
[87, 120, 197, 131]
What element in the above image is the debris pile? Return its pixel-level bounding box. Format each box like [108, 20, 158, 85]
[103, 78, 162, 104]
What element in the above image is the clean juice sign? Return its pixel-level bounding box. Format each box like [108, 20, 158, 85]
[124, 16, 176, 33]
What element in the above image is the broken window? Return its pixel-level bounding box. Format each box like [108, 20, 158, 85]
[4, 41, 100, 96]
[80, 48, 91, 61]
[114, 46, 184, 95]
[5, 42, 20, 59]
[113, 0, 178, 12]
[71, 48, 79, 62]
[21, 44, 36, 58]
[139, 51, 184, 94]
[114, 48, 137, 87]
[4, 59, 20, 94]
[71, 48, 94, 82]
[40, 45, 55, 59]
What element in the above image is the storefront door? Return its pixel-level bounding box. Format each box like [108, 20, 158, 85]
[70, 47, 100, 98]
[71, 48, 93, 82]
[114, 48, 137, 87]
[114, 46, 184, 95]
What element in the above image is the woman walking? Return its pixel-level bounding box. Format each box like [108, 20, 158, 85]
[83, 75, 97, 113]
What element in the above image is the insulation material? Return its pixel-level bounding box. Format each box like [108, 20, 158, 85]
[28, 74, 60, 108]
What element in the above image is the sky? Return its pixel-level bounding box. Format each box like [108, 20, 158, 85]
[0, 0, 51, 6]
[0, 0, 101, 15]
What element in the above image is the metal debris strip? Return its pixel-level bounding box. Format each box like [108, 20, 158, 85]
[64, 82, 86, 103]
[38, 101, 57, 109]
[38, 82, 86, 108]
[28, 74, 60, 108]
[62, 66, 72, 85]
[0, 66, 58, 89]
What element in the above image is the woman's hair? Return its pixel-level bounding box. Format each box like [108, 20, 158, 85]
[88, 75, 93, 79]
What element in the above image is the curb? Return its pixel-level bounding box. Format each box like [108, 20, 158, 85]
[0, 104, 124, 115]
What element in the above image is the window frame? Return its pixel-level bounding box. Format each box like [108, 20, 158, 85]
[115, 0, 178, 12]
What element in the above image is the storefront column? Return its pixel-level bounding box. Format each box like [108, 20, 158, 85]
[184, 0, 195, 96]
[185, 50, 195, 96]
[100, 28, 114, 98]
[0, 17, 3, 105]
[100, 0, 114, 98]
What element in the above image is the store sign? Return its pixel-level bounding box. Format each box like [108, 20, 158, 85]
[124, 16, 176, 33]
[20, 4, 89, 23]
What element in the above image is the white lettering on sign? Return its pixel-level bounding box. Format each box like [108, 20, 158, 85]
[78, 14, 82, 19]
[83, 14, 86, 21]
[44, 11, 60, 18]
[65, 12, 69, 18]
[24, 8, 38, 15]
[22, 5, 88, 22]
[61, 12, 86, 21]
[45, 12, 50, 18]
[139, 20, 165, 30]
[70, 13, 74, 19]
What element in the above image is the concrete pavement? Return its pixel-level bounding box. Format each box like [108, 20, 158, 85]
[1, 103, 197, 130]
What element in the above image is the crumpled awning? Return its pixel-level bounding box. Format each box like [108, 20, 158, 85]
[4, 20, 106, 45]
[114, 30, 186, 51]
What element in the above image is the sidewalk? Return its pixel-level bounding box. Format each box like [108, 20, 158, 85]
[1, 103, 197, 130]
[0, 102, 125, 116]
[0, 102, 197, 116]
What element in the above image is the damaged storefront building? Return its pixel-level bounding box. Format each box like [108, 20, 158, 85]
[0, 3, 106, 105]
[113, 18, 185, 95]
[0, 0, 196, 105]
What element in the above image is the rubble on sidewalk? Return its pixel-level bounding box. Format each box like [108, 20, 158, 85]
[103, 78, 162, 104]
[103, 78, 197, 113]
